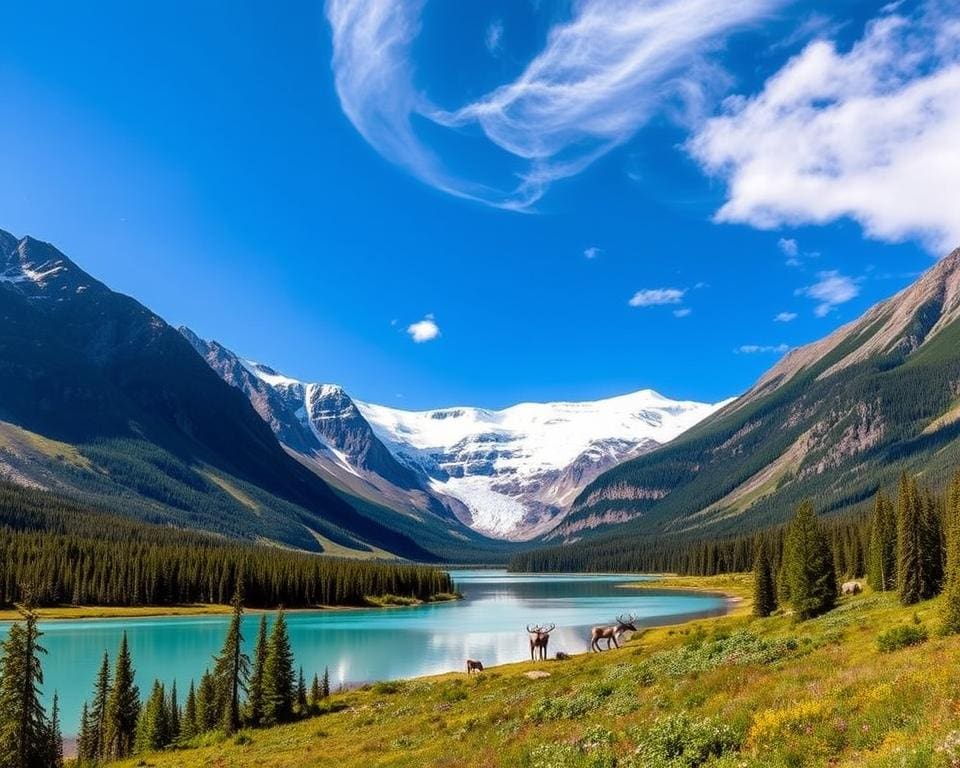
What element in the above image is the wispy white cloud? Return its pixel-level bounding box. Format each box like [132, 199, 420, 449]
[774, 311, 798, 322]
[326, 0, 784, 209]
[798, 270, 860, 316]
[737, 343, 790, 354]
[628, 288, 686, 307]
[486, 19, 504, 54]
[673, 308, 693, 318]
[407, 313, 441, 342]
[690, 2, 960, 252]
[584, 246, 602, 259]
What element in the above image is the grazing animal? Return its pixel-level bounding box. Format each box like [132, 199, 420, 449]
[555, 651, 571, 661]
[841, 581, 862, 595]
[527, 624, 556, 661]
[466, 659, 484, 674]
[590, 614, 638, 652]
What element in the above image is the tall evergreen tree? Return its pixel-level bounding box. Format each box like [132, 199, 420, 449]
[212, 582, 249, 734]
[896, 473, 940, 604]
[181, 681, 198, 740]
[942, 470, 960, 633]
[47, 692, 63, 768]
[136, 680, 170, 753]
[262, 610, 295, 725]
[0, 601, 50, 768]
[867, 491, 897, 591]
[752, 541, 777, 617]
[168, 681, 180, 743]
[104, 632, 140, 759]
[322, 666, 330, 699]
[77, 702, 94, 764]
[783, 502, 837, 620]
[245, 614, 269, 727]
[296, 667, 308, 715]
[88, 650, 111, 762]
[309, 673, 321, 712]
[196, 670, 218, 733]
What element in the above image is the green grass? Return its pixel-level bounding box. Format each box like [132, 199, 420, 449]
[111, 574, 960, 768]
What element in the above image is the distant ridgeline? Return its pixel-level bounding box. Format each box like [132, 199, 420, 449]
[0, 483, 453, 608]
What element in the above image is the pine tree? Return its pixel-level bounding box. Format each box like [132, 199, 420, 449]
[77, 702, 94, 764]
[897, 473, 932, 605]
[942, 470, 960, 633]
[181, 681, 198, 740]
[322, 666, 330, 699]
[168, 681, 180, 742]
[245, 614, 269, 727]
[196, 670, 218, 733]
[296, 667, 308, 715]
[262, 610, 295, 725]
[783, 502, 837, 620]
[309, 673, 321, 712]
[89, 650, 111, 761]
[47, 692, 63, 768]
[752, 540, 777, 617]
[213, 582, 249, 734]
[0, 601, 50, 768]
[104, 632, 140, 759]
[868, 490, 897, 591]
[136, 680, 170, 753]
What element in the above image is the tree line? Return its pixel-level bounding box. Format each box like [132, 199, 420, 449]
[0, 483, 453, 608]
[753, 470, 960, 624]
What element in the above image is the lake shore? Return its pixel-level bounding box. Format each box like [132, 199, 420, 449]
[0, 592, 463, 622]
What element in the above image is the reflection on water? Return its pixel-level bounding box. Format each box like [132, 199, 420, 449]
[0, 570, 726, 736]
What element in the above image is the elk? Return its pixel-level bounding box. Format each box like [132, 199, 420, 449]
[527, 624, 556, 661]
[465, 659, 484, 675]
[590, 614, 638, 652]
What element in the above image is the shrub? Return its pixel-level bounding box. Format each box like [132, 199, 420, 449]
[629, 713, 740, 768]
[876, 624, 928, 652]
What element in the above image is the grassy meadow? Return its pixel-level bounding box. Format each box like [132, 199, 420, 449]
[107, 573, 960, 768]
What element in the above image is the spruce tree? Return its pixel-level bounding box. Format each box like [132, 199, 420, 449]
[783, 502, 837, 620]
[297, 667, 308, 715]
[104, 632, 140, 759]
[89, 650, 111, 761]
[213, 582, 249, 734]
[752, 540, 777, 617]
[77, 702, 93, 764]
[245, 614, 269, 727]
[309, 673, 321, 712]
[322, 666, 330, 699]
[181, 681, 198, 740]
[136, 680, 170, 753]
[47, 692, 63, 768]
[0, 601, 50, 768]
[868, 490, 897, 591]
[942, 470, 960, 633]
[262, 610, 295, 725]
[897, 473, 930, 604]
[196, 670, 218, 732]
[168, 681, 180, 742]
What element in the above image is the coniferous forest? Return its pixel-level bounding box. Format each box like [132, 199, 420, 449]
[0, 483, 453, 609]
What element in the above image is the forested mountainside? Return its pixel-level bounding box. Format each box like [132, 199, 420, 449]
[0, 228, 434, 560]
[535, 247, 960, 566]
[0, 482, 453, 608]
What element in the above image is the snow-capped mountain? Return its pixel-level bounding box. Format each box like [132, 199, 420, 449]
[356, 392, 727, 538]
[182, 324, 726, 541]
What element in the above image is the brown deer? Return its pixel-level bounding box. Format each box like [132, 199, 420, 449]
[527, 624, 556, 661]
[465, 659, 484, 674]
[590, 614, 638, 652]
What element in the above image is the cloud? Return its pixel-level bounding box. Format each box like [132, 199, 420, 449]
[673, 308, 693, 318]
[485, 19, 503, 53]
[774, 311, 798, 322]
[778, 237, 798, 257]
[584, 246, 602, 259]
[628, 288, 686, 307]
[798, 270, 860, 316]
[689, 3, 960, 252]
[737, 343, 790, 354]
[406, 313, 441, 342]
[326, 0, 784, 209]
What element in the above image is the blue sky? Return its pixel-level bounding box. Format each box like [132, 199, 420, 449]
[1, 0, 957, 409]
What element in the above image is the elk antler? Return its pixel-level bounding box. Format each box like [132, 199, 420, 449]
[542, 623, 556, 634]
[527, 624, 540, 633]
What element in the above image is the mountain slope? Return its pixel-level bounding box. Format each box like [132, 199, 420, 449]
[0, 228, 433, 560]
[179, 329, 509, 561]
[558, 246, 960, 547]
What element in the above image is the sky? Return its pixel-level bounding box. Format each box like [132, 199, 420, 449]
[1, 0, 958, 409]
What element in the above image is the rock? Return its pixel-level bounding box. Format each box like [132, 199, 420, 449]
[523, 671, 551, 680]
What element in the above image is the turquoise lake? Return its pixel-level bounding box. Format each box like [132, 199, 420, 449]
[0, 570, 726, 738]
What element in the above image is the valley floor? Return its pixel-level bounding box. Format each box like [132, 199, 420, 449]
[110, 573, 960, 768]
